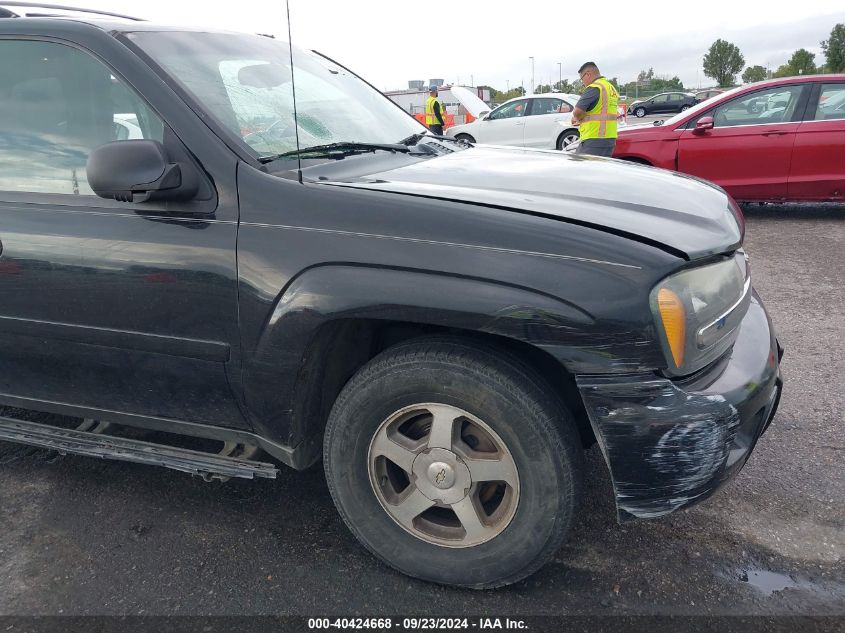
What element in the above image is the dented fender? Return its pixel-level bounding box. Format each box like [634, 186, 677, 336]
[577, 291, 782, 521]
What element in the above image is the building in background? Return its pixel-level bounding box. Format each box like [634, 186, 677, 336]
[385, 81, 492, 129]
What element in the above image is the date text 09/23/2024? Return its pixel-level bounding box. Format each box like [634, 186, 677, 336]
[307, 618, 527, 630]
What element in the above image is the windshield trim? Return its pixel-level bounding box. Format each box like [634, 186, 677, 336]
[309, 49, 428, 135]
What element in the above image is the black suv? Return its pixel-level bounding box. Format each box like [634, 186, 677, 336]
[628, 91, 697, 117]
[0, 6, 782, 588]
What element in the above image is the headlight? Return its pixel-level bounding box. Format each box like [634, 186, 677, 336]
[651, 251, 751, 376]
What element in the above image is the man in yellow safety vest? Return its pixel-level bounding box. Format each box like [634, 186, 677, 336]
[425, 86, 446, 136]
[571, 62, 619, 157]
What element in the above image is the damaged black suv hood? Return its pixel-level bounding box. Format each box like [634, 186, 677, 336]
[320, 145, 742, 260]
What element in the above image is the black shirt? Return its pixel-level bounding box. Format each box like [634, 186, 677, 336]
[433, 100, 445, 125]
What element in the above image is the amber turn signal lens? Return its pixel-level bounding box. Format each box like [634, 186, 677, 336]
[657, 288, 686, 368]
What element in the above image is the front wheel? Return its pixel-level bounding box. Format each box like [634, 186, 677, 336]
[557, 129, 580, 150]
[323, 337, 584, 588]
[635, 107, 647, 118]
[680, 104, 691, 111]
[454, 133, 476, 144]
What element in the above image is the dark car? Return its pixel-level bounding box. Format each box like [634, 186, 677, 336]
[0, 5, 782, 589]
[628, 91, 696, 117]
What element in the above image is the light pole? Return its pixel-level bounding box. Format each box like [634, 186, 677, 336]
[529, 56, 534, 95]
[557, 62, 562, 91]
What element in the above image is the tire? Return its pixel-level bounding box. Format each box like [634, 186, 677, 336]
[454, 133, 475, 144]
[635, 107, 647, 118]
[323, 337, 584, 588]
[556, 129, 580, 150]
[680, 104, 691, 111]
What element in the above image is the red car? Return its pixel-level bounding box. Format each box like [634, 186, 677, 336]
[613, 75, 845, 202]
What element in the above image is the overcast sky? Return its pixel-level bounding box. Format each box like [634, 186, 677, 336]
[32, 1, 845, 91]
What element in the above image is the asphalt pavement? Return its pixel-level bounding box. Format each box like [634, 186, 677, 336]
[0, 204, 843, 618]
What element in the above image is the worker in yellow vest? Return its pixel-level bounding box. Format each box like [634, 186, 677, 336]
[425, 86, 446, 136]
[571, 62, 619, 157]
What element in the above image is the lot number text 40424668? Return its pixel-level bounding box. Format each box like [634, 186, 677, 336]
[307, 618, 528, 630]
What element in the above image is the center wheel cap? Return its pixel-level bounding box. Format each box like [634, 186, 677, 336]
[412, 448, 472, 505]
[427, 462, 455, 489]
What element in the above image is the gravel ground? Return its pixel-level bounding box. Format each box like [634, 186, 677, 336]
[0, 203, 843, 618]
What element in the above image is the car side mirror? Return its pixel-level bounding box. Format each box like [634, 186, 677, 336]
[87, 140, 199, 203]
[693, 116, 714, 135]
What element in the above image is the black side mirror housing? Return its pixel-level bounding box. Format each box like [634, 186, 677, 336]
[87, 140, 198, 203]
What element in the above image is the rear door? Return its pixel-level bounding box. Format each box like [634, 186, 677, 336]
[788, 81, 845, 201]
[475, 99, 528, 145]
[522, 97, 572, 148]
[0, 38, 247, 427]
[665, 93, 685, 113]
[677, 84, 808, 200]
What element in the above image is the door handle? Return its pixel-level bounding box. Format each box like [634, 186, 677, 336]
[762, 130, 788, 136]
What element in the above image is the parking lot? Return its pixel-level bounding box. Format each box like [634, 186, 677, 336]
[1, 204, 843, 618]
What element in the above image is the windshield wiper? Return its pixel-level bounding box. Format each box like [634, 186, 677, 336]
[399, 131, 462, 146]
[259, 142, 410, 163]
[399, 131, 430, 146]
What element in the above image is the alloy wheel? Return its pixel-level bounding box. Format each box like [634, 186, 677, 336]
[368, 403, 519, 548]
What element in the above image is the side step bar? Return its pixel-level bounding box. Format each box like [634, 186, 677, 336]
[0, 416, 278, 480]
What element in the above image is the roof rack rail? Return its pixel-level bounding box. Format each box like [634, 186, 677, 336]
[0, 1, 144, 21]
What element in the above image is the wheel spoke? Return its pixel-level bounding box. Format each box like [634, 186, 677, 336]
[391, 488, 435, 528]
[370, 427, 417, 474]
[464, 454, 518, 488]
[450, 496, 494, 542]
[426, 404, 457, 450]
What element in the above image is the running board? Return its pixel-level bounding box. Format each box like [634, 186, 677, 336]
[0, 416, 278, 480]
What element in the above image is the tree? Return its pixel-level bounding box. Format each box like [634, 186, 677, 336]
[553, 79, 576, 94]
[742, 65, 768, 83]
[821, 24, 845, 73]
[491, 87, 527, 104]
[773, 49, 820, 78]
[637, 68, 654, 82]
[649, 76, 685, 92]
[788, 48, 818, 75]
[703, 39, 745, 87]
[772, 63, 794, 78]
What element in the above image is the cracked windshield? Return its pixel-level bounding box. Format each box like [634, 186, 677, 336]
[128, 31, 421, 158]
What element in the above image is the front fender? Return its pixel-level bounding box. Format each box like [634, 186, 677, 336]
[253, 264, 595, 364]
[241, 263, 664, 456]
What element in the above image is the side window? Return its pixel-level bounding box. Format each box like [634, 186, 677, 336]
[529, 98, 567, 116]
[652, 95, 669, 103]
[712, 85, 804, 127]
[489, 99, 528, 120]
[814, 84, 845, 121]
[0, 40, 164, 196]
[667, 94, 683, 102]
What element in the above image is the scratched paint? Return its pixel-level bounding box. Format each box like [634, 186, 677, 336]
[577, 374, 742, 521]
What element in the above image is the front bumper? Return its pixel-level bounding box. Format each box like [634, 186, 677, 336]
[576, 290, 782, 521]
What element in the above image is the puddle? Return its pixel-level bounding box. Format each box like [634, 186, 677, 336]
[738, 569, 802, 595]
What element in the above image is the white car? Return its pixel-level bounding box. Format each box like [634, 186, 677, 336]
[447, 93, 583, 150]
[113, 114, 144, 140]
